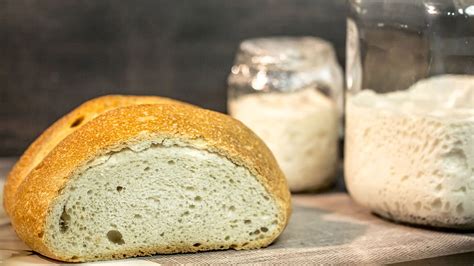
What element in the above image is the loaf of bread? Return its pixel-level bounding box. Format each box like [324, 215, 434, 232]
[4, 95, 291, 262]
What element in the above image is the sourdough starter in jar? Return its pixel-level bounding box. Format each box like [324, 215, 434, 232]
[228, 37, 342, 192]
[345, 75, 474, 228]
[230, 88, 338, 192]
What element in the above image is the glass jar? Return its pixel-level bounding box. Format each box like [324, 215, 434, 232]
[227, 37, 343, 192]
[345, 0, 474, 229]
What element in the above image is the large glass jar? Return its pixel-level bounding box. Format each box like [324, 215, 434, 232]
[345, 0, 474, 229]
[228, 37, 343, 192]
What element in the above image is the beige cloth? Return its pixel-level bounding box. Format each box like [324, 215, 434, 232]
[0, 159, 472, 264]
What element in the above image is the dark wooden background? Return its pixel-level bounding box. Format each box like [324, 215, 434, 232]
[0, 0, 347, 156]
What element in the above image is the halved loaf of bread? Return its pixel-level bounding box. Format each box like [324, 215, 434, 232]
[5, 96, 291, 262]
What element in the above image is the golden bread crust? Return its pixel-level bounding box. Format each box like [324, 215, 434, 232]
[7, 101, 291, 262]
[3, 95, 184, 216]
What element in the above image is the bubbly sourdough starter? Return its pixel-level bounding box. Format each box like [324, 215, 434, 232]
[345, 75, 474, 228]
[229, 88, 338, 192]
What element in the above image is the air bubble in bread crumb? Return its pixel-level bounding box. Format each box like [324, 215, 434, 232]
[456, 203, 464, 214]
[107, 230, 125, 245]
[59, 206, 71, 233]
[431, 198, 442, 209]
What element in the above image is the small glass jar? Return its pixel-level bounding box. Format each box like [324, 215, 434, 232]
[227, 37, 343, 192]
[345, 0, 474, 229]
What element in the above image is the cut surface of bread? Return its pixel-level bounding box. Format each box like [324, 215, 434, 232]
[7, 101, 291, 262]
[3, 95, 184, 216]
[48, 145, 279, 260]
